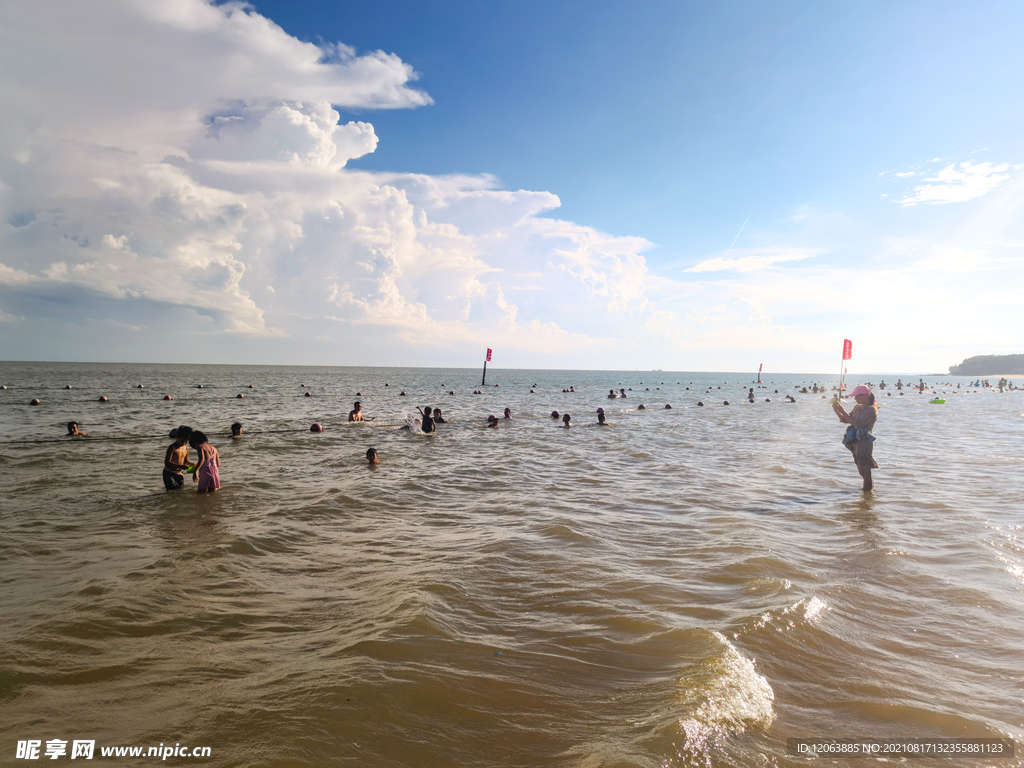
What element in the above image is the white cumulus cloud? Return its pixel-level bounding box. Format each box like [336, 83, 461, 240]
[684, 249, 818, 273]
[898, 161, 1015, 206]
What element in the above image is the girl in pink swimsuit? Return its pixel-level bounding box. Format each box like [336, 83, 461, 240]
[189, 431, 221, 492]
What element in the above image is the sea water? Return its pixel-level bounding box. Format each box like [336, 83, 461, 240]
[0, 363, 1021, 767]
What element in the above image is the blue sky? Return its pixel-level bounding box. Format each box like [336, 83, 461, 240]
[1, 0, 1022, 372]
[277, 0, 1024, 255]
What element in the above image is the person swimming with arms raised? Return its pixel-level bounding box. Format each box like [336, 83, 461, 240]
[417, 406, 435, 433]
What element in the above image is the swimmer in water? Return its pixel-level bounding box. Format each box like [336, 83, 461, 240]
[597, 411, 608, 426]
[349, 402, 375, 422]
[503, 407, 512, 419]
[619, 389, 627, 398]
[637, 404, 645, 410]
[230, 422, 242, 439]
[608, 389, 617, 398]
[432, 408, 446, 424]
[417, 406, 435, 433]
[562, 413, 572, 427]
[66, 421, 87, 437]
[832, 384, 879, 492]
[551, 411, 560, 419]
[366, 447, 379, 465]
[486, 415, 499, 428]
[188, 430, 221, 492]
[163, 425, 192, 490]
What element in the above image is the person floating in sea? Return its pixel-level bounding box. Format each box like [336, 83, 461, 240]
[562, 413, 572, 427]
[349, 402, 375, 422]
[550, 410, 560, 420]
[189, 430, 221, 492]
[619, 389, 627, 398]
[608, 389, 618, 399]
[486, 415, 499, 428]
[832, 384, 879, 492]
[66, 421, 87, 437]
[366, 448, 380, 465]
[503, 407, 512, 420]
[432, 408, 446, 424]
[230, 422, 242, 439]
[163, 426, 193, 490]
[597, 409, 609, 426]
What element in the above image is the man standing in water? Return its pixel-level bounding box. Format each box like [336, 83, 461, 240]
[349, 402, 375, 422]
[163, 426, 193, 490]
[832, 386, 878, 492]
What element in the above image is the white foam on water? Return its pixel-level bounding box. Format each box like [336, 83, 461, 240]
[749, 595, 829, 632]
[675, 632, 775, 754]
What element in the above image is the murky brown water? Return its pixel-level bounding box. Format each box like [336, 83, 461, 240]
[1, 363, 1021, 766]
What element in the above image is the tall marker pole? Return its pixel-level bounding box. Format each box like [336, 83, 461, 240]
[840, 339, 852, 396]
[482, 347, 492, 386]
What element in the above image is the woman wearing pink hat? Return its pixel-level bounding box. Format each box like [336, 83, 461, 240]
[832, 385, 879, 491]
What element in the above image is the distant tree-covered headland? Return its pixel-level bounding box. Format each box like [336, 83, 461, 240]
[949, 354, 1024, 375]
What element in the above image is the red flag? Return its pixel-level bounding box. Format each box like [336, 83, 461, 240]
[842, 339, 852, 360]
[486, 348, 492, 362]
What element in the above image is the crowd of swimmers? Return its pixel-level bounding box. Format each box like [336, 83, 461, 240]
[41, 375, 1020, 492]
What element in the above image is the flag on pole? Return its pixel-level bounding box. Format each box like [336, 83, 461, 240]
[486, 348, 492, 362]
[842, 339, 852, 360]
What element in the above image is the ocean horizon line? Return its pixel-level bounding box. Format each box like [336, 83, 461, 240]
[0, 359, 967, 377]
